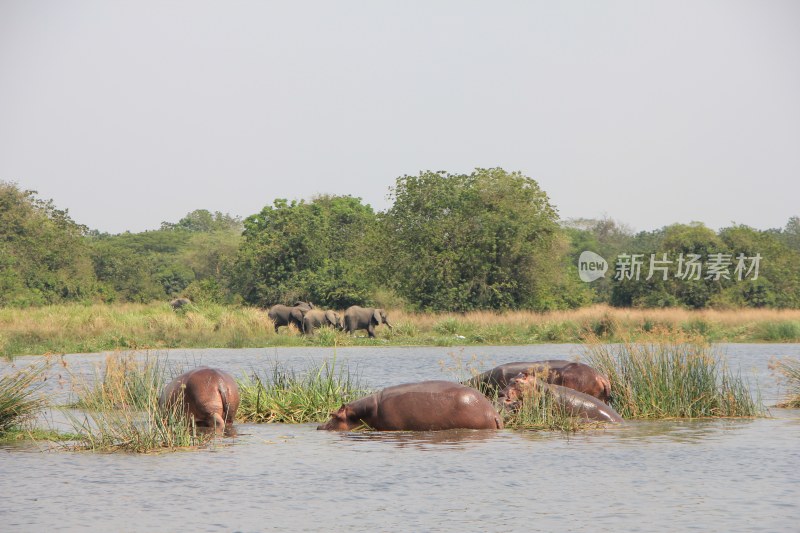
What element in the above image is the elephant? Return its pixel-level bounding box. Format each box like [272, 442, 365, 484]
[159, 367, 241, 433]
[342, 306, 392, 338]
[465, 360, 612, 403]
[317, 380, 503, 431]
[498, 371, 622, 423]
[268, 301, 314, 333]
[170, 297, 192, 310]
[302, 309, 341, 334]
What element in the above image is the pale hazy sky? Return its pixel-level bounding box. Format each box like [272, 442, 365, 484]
[1, 1, 798, 234]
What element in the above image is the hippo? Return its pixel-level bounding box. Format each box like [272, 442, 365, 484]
[317, 380, 503, 431]
[465, 360, 612, 403]
[499, 371, 623, 424]
[159, 367, 240, 433]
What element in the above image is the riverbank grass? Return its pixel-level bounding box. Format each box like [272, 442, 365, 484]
[236, 359, 368, 424]
[584, 336, 763, 419]
[4, 304, 800, 358]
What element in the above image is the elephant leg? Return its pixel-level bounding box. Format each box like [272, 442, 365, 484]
[367, 324, 376, 338]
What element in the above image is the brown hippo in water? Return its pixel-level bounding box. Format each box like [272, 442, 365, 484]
[317, 380, 503, 431]
[499, 371, 623, 424]
[465, 360, 612, 403]
[159, 367, 240, 433]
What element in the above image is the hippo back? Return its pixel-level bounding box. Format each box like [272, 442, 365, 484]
[465, 360, 573, 393]
[374, 381, 503, 431]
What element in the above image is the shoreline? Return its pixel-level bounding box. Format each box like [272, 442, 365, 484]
[2, 303, 800, 358]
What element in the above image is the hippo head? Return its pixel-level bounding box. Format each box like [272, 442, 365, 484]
[498, 372, 539, 410]
[317, 404, 359, 431]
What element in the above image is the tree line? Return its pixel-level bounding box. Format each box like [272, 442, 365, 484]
[1, 170, 799, 310]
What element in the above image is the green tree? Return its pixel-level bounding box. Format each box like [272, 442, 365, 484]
[160, 209, 243, 233]
[0, 182, 98, 306]
[610, 223, 725, 308]
[382, 168, 575, 311]
[564, 218, 634, 304]
[716, 224, 800, 308]
[232, 195, 377, 308]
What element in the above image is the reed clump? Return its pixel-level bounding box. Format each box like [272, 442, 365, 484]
[72, 353, 172, 410]
[65, 394, 208, 453]
[237, 359, 368, 424]
[770, 357, 800, 408]
[584, 335, 763, 419]
[0, 360, 50, 434]
[501, 385, 601, 432]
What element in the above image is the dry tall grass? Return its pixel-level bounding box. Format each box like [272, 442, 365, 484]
[2, 303, 800, 357]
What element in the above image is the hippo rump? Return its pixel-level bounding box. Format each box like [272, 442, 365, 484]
[499, 371, 623, 424]
[465, 360, 612, 403]
[159, 367, 240, 433]
[317, 380, 503, 431]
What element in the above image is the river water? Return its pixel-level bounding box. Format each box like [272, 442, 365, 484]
[2, 344, 799, 532]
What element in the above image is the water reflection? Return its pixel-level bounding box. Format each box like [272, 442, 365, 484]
[2, 344, 800, 532]
[335, 428, 500, 449]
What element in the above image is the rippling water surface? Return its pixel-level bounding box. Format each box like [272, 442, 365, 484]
[2, 344, 799, 532]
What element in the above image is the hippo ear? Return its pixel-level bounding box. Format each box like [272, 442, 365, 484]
[330, 404, 348, 419]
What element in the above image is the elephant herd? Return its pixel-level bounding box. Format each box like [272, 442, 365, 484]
[266, 301, 392, 337]
[159, 360, 622, 435]
[170, 298, 393, 338]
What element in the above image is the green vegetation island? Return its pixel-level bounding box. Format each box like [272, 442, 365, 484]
[2, 168, 800, 357]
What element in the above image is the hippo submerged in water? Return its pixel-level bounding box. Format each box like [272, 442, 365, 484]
[465, 360, 613, 403]
[317, 380, 503, 431]
[159, 367, 240, 433]
[499, 371, 623, 424]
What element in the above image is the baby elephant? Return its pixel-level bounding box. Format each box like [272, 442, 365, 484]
[302, 309, 341, 334]
[159, 367, 240, 433]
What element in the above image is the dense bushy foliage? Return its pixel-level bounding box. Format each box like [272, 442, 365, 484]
[2, 176, 799, 310]
[382, 168, 587, 311]
[0, 182, 97, 306]
[231, 195, 378, 308]
[566, 219, 800, 309]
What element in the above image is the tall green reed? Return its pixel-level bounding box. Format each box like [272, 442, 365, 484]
[770, 357, 800, 408]
[0, 360, 50, 433]
[584, 335, 763, 419]
[72, 353, 173, 410]
[237, 359, 368, 424]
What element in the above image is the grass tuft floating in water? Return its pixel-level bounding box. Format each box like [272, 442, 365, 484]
[0, 360, 50, 435]
[583, 334, 764, 419]
[770, 357, 800, 408]
[500, 385, 603, 432]
[237, 359, 368, 424]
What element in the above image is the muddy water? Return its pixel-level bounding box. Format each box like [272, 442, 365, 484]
[2, 344, 800, 532]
